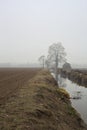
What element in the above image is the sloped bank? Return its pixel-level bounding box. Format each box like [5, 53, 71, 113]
[60, 69, 87, 87]
[0, 70, 87, 130]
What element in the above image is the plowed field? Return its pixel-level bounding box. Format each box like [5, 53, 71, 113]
[0, 68, 39, 105]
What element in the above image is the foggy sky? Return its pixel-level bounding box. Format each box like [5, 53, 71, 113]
[0, 0, 87, 65]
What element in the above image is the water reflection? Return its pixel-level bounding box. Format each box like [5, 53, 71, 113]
[58, 75, 67, 88]
[71, 91, 82, 99]
[58, 75, 82, 99]
[58, 75, 87, 124]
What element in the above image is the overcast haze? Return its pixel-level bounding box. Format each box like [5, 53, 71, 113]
[0, 0, 87, 65]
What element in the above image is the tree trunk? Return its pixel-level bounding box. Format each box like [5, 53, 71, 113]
[55, 53, 58, 82]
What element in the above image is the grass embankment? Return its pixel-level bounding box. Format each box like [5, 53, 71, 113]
[0, 70, 87, 130]
[60, 69, 87, 87]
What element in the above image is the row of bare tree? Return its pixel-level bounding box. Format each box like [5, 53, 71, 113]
[38, 42, 66, 81]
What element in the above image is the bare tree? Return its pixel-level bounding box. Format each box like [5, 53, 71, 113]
[45, 55, 51, 69]
[48, 42, 66, 81]
[38, 55, 45, 69]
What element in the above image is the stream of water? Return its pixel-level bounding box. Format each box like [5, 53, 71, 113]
[58, 75, 87, 124]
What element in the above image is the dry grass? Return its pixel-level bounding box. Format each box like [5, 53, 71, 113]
[60, 69, 87, 87]
[0, 69, 87, 130]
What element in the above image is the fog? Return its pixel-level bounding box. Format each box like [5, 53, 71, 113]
[0, 0, 87, 66]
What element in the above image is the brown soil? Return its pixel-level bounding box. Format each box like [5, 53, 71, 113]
[0, 68, 40, 105]
[0, 69, 87, 130]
